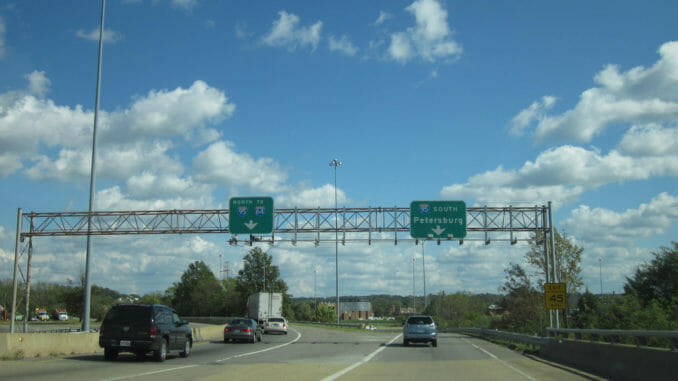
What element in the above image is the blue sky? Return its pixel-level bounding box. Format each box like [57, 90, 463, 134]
[1, 0, 677, 300]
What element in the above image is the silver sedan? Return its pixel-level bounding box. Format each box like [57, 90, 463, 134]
[224, 318, 263, 343]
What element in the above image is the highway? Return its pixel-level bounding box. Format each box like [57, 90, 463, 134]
[1, 325, 602, 380]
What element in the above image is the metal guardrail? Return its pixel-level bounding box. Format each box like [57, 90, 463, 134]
[547, 328, 678, 351]
[448, 328, 549, 349]
[447, 327, 678, 351]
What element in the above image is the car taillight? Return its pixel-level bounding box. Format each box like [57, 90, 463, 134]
[283, 323, 286, 327]
[224, 328, 229, 332]
[243, 328, 251, 332]
[149, 326, 157, 338]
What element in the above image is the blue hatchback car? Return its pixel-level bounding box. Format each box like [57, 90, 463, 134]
[403, 315, 437, 347]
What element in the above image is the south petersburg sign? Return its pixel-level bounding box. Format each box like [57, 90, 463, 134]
[229, 197, 274, 234]
[410, 200, 467, 239]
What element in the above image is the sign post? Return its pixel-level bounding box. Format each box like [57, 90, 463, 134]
[544, 282, 567, 310]
[410, 201, 466, 239]
[228, 197, 274, 235]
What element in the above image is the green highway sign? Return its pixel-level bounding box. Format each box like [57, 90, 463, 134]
[410, 200, 467, 239]
[229, 197, 274, 234]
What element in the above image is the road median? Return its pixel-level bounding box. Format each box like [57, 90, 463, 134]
[0, 324, 226, 360]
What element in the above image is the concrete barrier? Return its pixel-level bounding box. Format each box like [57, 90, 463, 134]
[540, 338, 678, 381]
[0, 324, 226, 360]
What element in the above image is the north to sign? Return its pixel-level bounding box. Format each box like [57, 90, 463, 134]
[410, 200, 467, 239]
[229, 197, 273, 234]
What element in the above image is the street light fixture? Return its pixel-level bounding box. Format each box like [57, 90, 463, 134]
[330, 158, 342, 324]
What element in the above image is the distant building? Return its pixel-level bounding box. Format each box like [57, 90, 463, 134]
[340, 302, 373, 320]
[392, 306, 416, 315]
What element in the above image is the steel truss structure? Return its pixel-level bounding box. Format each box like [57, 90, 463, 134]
[17, 205, 552, 244]
[10, 203, 558, 332]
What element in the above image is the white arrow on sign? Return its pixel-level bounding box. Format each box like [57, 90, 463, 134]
[432, 225, 446, 235]
[245, 220, 258, 230]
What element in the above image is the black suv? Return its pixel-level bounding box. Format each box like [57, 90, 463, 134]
[99, 304, 192, 362]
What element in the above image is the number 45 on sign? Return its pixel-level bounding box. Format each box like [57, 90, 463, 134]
[544, 282, 567, 310]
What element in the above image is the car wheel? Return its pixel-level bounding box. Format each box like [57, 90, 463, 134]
[104, 347, 118, 361]
[432, 340, 438, 348]
[250, 334, 256, 343]
[154, 338, 168, 362]
[403, 339, 409, 346]
[224, 338, 229, 343]
[180, 338, 191, 358]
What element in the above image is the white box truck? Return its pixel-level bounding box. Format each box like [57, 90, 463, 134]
[247, 292, 283, 326]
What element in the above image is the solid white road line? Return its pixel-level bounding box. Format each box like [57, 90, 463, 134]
[215, 328, 302, 363]
[321, 333, 402, 381]
[463, 338, 537, 381]
[104, 328, 302, 380]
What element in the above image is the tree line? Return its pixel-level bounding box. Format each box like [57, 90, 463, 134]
[2, 235, 677, 334]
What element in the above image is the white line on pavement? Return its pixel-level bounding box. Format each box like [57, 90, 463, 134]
[463, 338, 537, 381]
[321, 333, 402, 381]
[215, 327, 302, 363]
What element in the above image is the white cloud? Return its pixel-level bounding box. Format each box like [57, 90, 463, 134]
[440, 143, 678, 205]
[193, 140, 287, 194]
[123, 0, 198, 11]
[374, 11, 392, 26]
[328, 35, 358, 56]
[275, 184, 348, 208]
[115, 80, 233, 143]
[76, 28, 123, 43]
[170, 0, 198, 10]
[510, 95, 556, 136]
[262, 11, 322, 52]
[388, 0, 462, 64]
[617, 123, 678, 157]
[562, 192, 678, 243]
[389, 32, 413, 63]
[24, 71, 51, 98]
[95, 185, 216, 210]
[0, 76, 234, 182]
[516, 41, 678, 143]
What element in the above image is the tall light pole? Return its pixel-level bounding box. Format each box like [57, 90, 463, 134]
[412, 257, 416, 313]
[83, 0, 106, 333]
[330, 158, 342, 324]
[599, 258, 603, 296]
[422, 242, 427, 310]
[314, 269, 317, 321]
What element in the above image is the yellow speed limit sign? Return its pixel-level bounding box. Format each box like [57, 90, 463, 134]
[544, 282, 567, 310]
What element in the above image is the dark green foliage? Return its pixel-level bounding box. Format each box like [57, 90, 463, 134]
[494, 263, 547, 334]
[171, 261, 226, 316]
[526, 229, 584, 295]
[624, 242, 678, 311]
[570, 243, 678, 332]
[236, 247, 288, 296]
[425, 291, 491, 329]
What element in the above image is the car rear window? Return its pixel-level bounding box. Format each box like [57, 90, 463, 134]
[230, 319, 249, 325]
[407, 316, 433, 325]
[269, 318, 284, 323]
[104, 306, 152, 323]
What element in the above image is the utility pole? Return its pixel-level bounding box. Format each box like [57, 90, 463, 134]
[330, 158, 342, 324]
[599, 258, 603, 296]
[412, 257, 416, 313]
[422, 242, 427, 310]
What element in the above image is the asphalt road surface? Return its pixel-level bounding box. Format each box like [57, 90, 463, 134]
[1, 325, 604, 380]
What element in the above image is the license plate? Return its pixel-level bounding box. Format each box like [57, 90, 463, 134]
[233, 329, 240, 333]
[119, 340, 131, 347]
